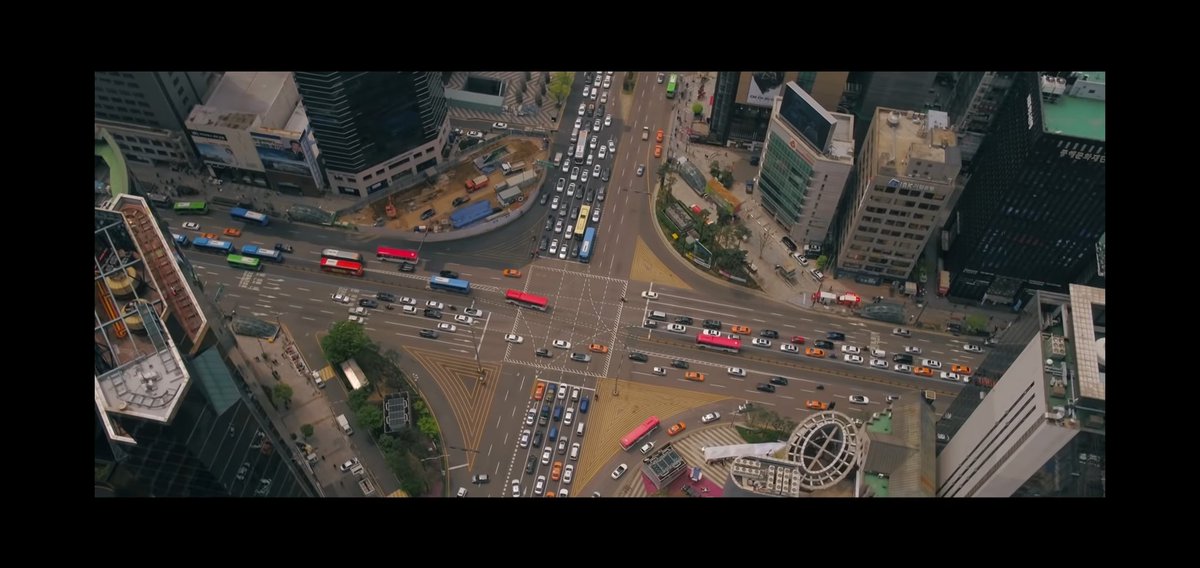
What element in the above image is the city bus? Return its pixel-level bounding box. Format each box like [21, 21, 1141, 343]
[146, 193, 173, 208]
[696, 333, 741, 353]
[230, 207, 270, 226]
[505, 289, 549, 311]
[428, 276, 471, 295]
[619, 416, 660, 451]
[191, 237, 233, 253]
[665, 74, 678, 98]
[226, 254, 263, 271]
[574, 205, 591, 240]
[574, 129, 590, 164]
[240, 244, 283, 263]
[579, 227, 596, 263]
[321, 249, 365, 264]
[173, 201, 209, 215]
[376, 246, 419, 264]
[320, 257, 363, 277]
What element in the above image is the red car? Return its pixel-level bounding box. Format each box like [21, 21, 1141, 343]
[790, 336, 806, 344]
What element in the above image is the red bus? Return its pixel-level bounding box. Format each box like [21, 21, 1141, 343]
[620, 416, 660, 451]
[505, 289, 549, 311]
[376, 246, 419, 264]
[696, 333, 741, 353]
[320, 258, 364, 277]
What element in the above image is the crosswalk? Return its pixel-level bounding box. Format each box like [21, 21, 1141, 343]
[620, 425, 745, 497]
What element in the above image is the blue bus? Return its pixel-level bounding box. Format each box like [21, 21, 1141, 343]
[240, 244, 284, 263]
[579, 227, 596, 263]
[429, 276, 471, 294]
[171, 233, 190, 247]
[192, 237, 234, 253]
[230, 207, 270, 226]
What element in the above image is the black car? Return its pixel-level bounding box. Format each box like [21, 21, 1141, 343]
[539, 193, 549, 206]
[893, 354, 914, 364]
[420, 208, 436, 221]
[628, 352, 649, 362]
[569, 206, 580, 220]
[419, 329, 439, 339]
[756, 383, 777, 393]
[570, 245, 580, 258]
[535, 348, 552, 358]
[273, 243, 293, 253]
[376, 292, 396, 303]
[545, 217, 554, 231]
[601, 168, 610, 182]
[703, 319, 723, 330]
[585, 190, 595, 203]
[399, 262, 416, 272]
[769, 376, 789, 386]
[827, 331, 846, 341]
[440, 270, 459, 279]
[452, 196, 470, 207]
[423, 308, 442, 319]
[532, 429, 544, 448]
[539, 238, 549, 252]
[760, 329, 779, 338]
[780, 235, 798, 252]
[671, 359, 690, 369]
[675, 316, 694, 325]
[358, 299, 379, 308]
[814, 340, 834, 349]
[525, 455, 537, 475]
[539, 406, 550, 426]
[570, 353, 591, 362]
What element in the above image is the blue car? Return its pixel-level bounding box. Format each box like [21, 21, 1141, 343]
[579, 396, 590, 413]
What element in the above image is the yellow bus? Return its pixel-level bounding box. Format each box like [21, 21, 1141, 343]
[574, 205, 590, 240]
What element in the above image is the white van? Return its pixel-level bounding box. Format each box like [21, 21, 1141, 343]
[336, 414, 354, 436]
[553, 152, 564, 166]
[648, 310, 668, 321]
[576, 422, 585, 437]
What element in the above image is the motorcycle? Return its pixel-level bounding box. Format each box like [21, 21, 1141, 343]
[385, 304, 394, 311]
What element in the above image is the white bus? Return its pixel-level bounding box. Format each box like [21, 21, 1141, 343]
[574, 130, 590, 164]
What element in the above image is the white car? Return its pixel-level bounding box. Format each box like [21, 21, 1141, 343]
[466, 130, 483, 138]
[790, 252, 809, 266]
[402, 305, 417, 314]
[426, 300, 444, 310]
[641, 291, 659, 300]
[922, 359, 944, 369]
[331, 294, 351, 304]
[534, 475, 546, 496]
[563, 408, 575, 425]
[608, 139, 616, 153]
[892, 328, 911, 337]
[399, 297, 417, 306]
[666, 323, 687, 333]
[464, 307, 484, 318]
[348, 315, 366, 324]
[964, 344, 984, 353]
[592, 208, 601, 223]
[611, 463, 628, 479]
[525, 408, 536, 426]
[561, 160, 570, 173]
[600, 91, 608, 104]
[541, 447, 552, 465]
[339, 457, 360, 472]
[557, 387, 567, 400]
[701, 329, 721, 337]
[570, 167, 579, 181]
[563, 464, 574, 484]
[511, 479, 521, 497]
[581, 85, 590, 98]
[349, 307, 368, 315]
[577, 103, 586, 116]
[870, 358, 889, 369]
[701, 412, 721, 424]
[566, 182, 575, 197]
[437, 323, 457, 333]
[556, 178, 566, 193]
[841, 345, 861, 355]
[593, 75, 602, 87]
[580, 169, 589, 183]
[598, 146, 607, 159]
[727, 367, 747, 377]
[182, 222, 200, 230]
[843, 354, 864, 364]
[492, 122, 508, 129]
[893, 363, 912, 374]
[519, 429, 531, 448]
[504, 334, 524, 344]
[604, 114, 612, 127]
[549, 239, 559, 254]
[550, 196, 560, 210]
[574, 117, 582, 129]
[940, 371, 964, 382]
[905, 346, 923, 354]
[651, 367, 667, 376]
[849, 395, 870, 405]
[552, 340, 571, 350]
[558, 246, 568, 260]
[752, 338, 772, 348]
[590, 136, 599, 150]
[780, 343, 800, 353]
[603, 78, 611, 89]
[454, 314, 474, 325]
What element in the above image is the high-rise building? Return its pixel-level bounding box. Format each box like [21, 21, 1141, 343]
[94, 129, 315, 497]
[945, 72, 1016, 167]
[295, 72, 449, 197]
[937, 284, 1105, 497]
[707, 72, 847, 148]
[94, 71, 222, 167]
[833, 108, 961, 282]
[943, 72, 1105, 303]
[756, 83, 855, 248]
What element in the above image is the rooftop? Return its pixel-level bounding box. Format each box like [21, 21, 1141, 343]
[871, 107, 960, 185]
[1040, 73, 1106, 141]
[1034, 284, 1105, 436]
[186, 105, 259, 131]
[207, 72, 291, 118]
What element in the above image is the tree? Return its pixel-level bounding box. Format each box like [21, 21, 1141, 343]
[347, 387, 370, 412]
[965, 314, 989, 334]
[692, 102, 703, 115]
[357, 405, 383, 433]
[417, 414, 439, 441]
[402, 453, 430, 496]
[817, 255, 830, 270]
[321, 321, 371, 364]
[549, 73, 572, 107]
[710, 160, 722, 178]
[377, 434, 396, 453]
[272, 383, 293, 408]
[719, 169, 734, 187]
[300, 424, 314, 439]
[712, 247, 747, 272]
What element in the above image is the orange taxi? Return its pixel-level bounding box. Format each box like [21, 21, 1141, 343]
[667, 422, 686, 436]
[654, 144, 662, 158]
[223, 228, 242, 237]
[951, 364, 972, 375]
[805, 347, 826, 358]
[730, 325, 751, 334]
[913, 366, 934, 377]
[200, 232, 219, 240]
[805, 400, 830, 411]
[503, 269, 522, 278]
[533, 381, 546, 401]
[551, 461, 563, 481]
[656, 129, 664, 143]
[588, 343, 609, 354]
[684, 371, 706, 382]
[544, 492, 556, 498]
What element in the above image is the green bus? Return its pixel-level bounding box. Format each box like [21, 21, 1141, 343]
[226, 254, 262, 271]
[173, 201, 209, 215]
[665, 74, 678, 99]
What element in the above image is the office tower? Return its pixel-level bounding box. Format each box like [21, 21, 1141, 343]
[945, 72, 1017, 166]
[756, 83, 855, 249]
[94, 129, 315, 497]
[937, 284, 1105, 497]
[295, 72, 449, 197]
[943, 72, 1105, 303]
[94, 71, 222, 167]
[833, 108, 961, 282]
[706, 72, 813, 148]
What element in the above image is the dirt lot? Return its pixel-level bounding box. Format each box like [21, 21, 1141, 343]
[342, 138, 546, 232]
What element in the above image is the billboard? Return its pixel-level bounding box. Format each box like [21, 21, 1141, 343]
[737, 72, 799, 108]
[251, 129, 312, 176]
[778, 83, 836, 153]
[191, 130, 248, 168]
